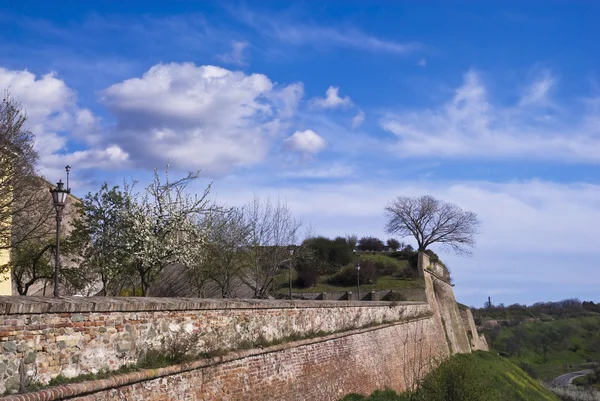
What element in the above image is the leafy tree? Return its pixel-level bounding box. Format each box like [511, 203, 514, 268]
[9, 239, 54, 295]
[384, 195, 481, 255]
[303, 236, 353, 273]
[66, 184, 134, 295]
[357, 236, 384, 252]
[386, 238, 401, 251]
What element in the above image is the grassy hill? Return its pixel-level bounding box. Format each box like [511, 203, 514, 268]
[483, 316, 600, 380]
[340, 351, 559, 401]
[274, 253, 425, 297]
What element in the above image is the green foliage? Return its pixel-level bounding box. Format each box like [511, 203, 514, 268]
[303, 236, 354, 274]
[357, 236, 385, 252]
[483, 316, 600, 380]
[330, 263, 377, 286]
[296, 262, 319, 288]
[340, 352, 559, 401]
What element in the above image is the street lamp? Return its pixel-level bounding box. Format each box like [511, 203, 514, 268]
[287, 245, 296, 300]
[356, 262, 361, 301]
[49, 166, 71, 297]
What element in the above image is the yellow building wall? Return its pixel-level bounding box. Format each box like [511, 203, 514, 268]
[0, 248, 11, 295]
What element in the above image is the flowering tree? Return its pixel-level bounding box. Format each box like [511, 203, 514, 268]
[124, 167, 212, 296]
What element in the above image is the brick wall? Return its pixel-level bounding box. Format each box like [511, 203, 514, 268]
[0, 297, 430, 394]
[0, 316, 447, 401]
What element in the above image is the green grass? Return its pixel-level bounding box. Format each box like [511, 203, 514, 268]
[275, 255, 424, 295]
[483, 316, 600, 380]
[277, 275, 424, 294]
[340, 351, 560, 401]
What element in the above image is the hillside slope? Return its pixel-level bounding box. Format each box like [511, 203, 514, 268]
[342, 351, 559, 401]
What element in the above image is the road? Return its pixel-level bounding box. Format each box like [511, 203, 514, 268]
[553, 369, 593, 386]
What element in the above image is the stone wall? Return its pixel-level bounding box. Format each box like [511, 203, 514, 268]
[419, 253, 473, 355]
[0, 251, 486, 400]
[460, 308, 489, 351]
[0, 297, 430, 394]
[0, 316, 447, 401]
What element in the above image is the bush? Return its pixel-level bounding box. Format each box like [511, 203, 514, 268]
[414, 354, 486, 401]
[330, 263, 377, 286]
[303, 236, 354, 273]
[397, 266, 419, 279]
[383, 291, 407, 302]
[296, 263, 318, 288]
[357, 236, 385, 252]
[358, 254, 407, 277]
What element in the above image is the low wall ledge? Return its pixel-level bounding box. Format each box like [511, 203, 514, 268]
[0, 296, 427, 315]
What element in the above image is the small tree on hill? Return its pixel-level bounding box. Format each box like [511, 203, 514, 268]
[384, 195, 481, 255]
[357, 236, 384, 252]
[386, 238, 401, 251]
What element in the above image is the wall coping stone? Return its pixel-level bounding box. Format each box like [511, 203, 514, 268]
[0, 315, 433, 401]
[0, 296, 426, 315]
[423, 268, 454, 287]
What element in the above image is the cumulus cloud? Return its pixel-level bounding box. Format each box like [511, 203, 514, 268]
[381, 69, 600, 162]
[101, 62, 302, 175]
[217, 40, 249, 66]
[311, 86, 352, 109]
[283, 129, 326, 154]
[0, 67, 127, 178]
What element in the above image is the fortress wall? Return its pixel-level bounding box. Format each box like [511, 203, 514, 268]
[0, 297, 429, 394]
[0, 315, 447, 401]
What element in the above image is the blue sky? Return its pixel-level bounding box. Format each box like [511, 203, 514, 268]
[2, 1, 599, 307]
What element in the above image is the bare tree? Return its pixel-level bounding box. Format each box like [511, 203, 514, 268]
[242, 196, 302, 298]
[384, 195, 481, 255]
[0, 94, 54, 251]
[200, 207, 250, 298]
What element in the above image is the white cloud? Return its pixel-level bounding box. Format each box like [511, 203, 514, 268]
[101, 62, 302, 175]
[417, 58, 427, 67]
[352, 109, 365, 128]
[217, 40, 249, 66]
[381, 69, 600, 162]
[283, 129, 326, 154]
[279, 163, 353, 179]
[519, 69, 556, 106]
[234, 8, 419, 54]
[0, 67, 126, 178]
[311, 86, 352, 109]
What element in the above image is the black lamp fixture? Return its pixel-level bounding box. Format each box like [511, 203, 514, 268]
[49, 166, 71, 297]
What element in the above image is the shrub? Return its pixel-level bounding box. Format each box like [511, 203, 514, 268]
[383, 291, 408, 302]
[357, 236, 385, 252]
[330, 263, 377, 286]
[358, 254, 406, 277]
[414, 354, 486, 401]
[397, 266, 418, 279]
[296, 263, 319, 288]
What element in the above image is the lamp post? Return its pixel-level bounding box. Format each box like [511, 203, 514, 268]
[287, 245, 296, 300]
[356, 262, 361, 301]
[49, 166, 71, 297]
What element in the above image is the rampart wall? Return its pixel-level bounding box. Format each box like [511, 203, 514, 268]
[0, 252, 486, 400]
